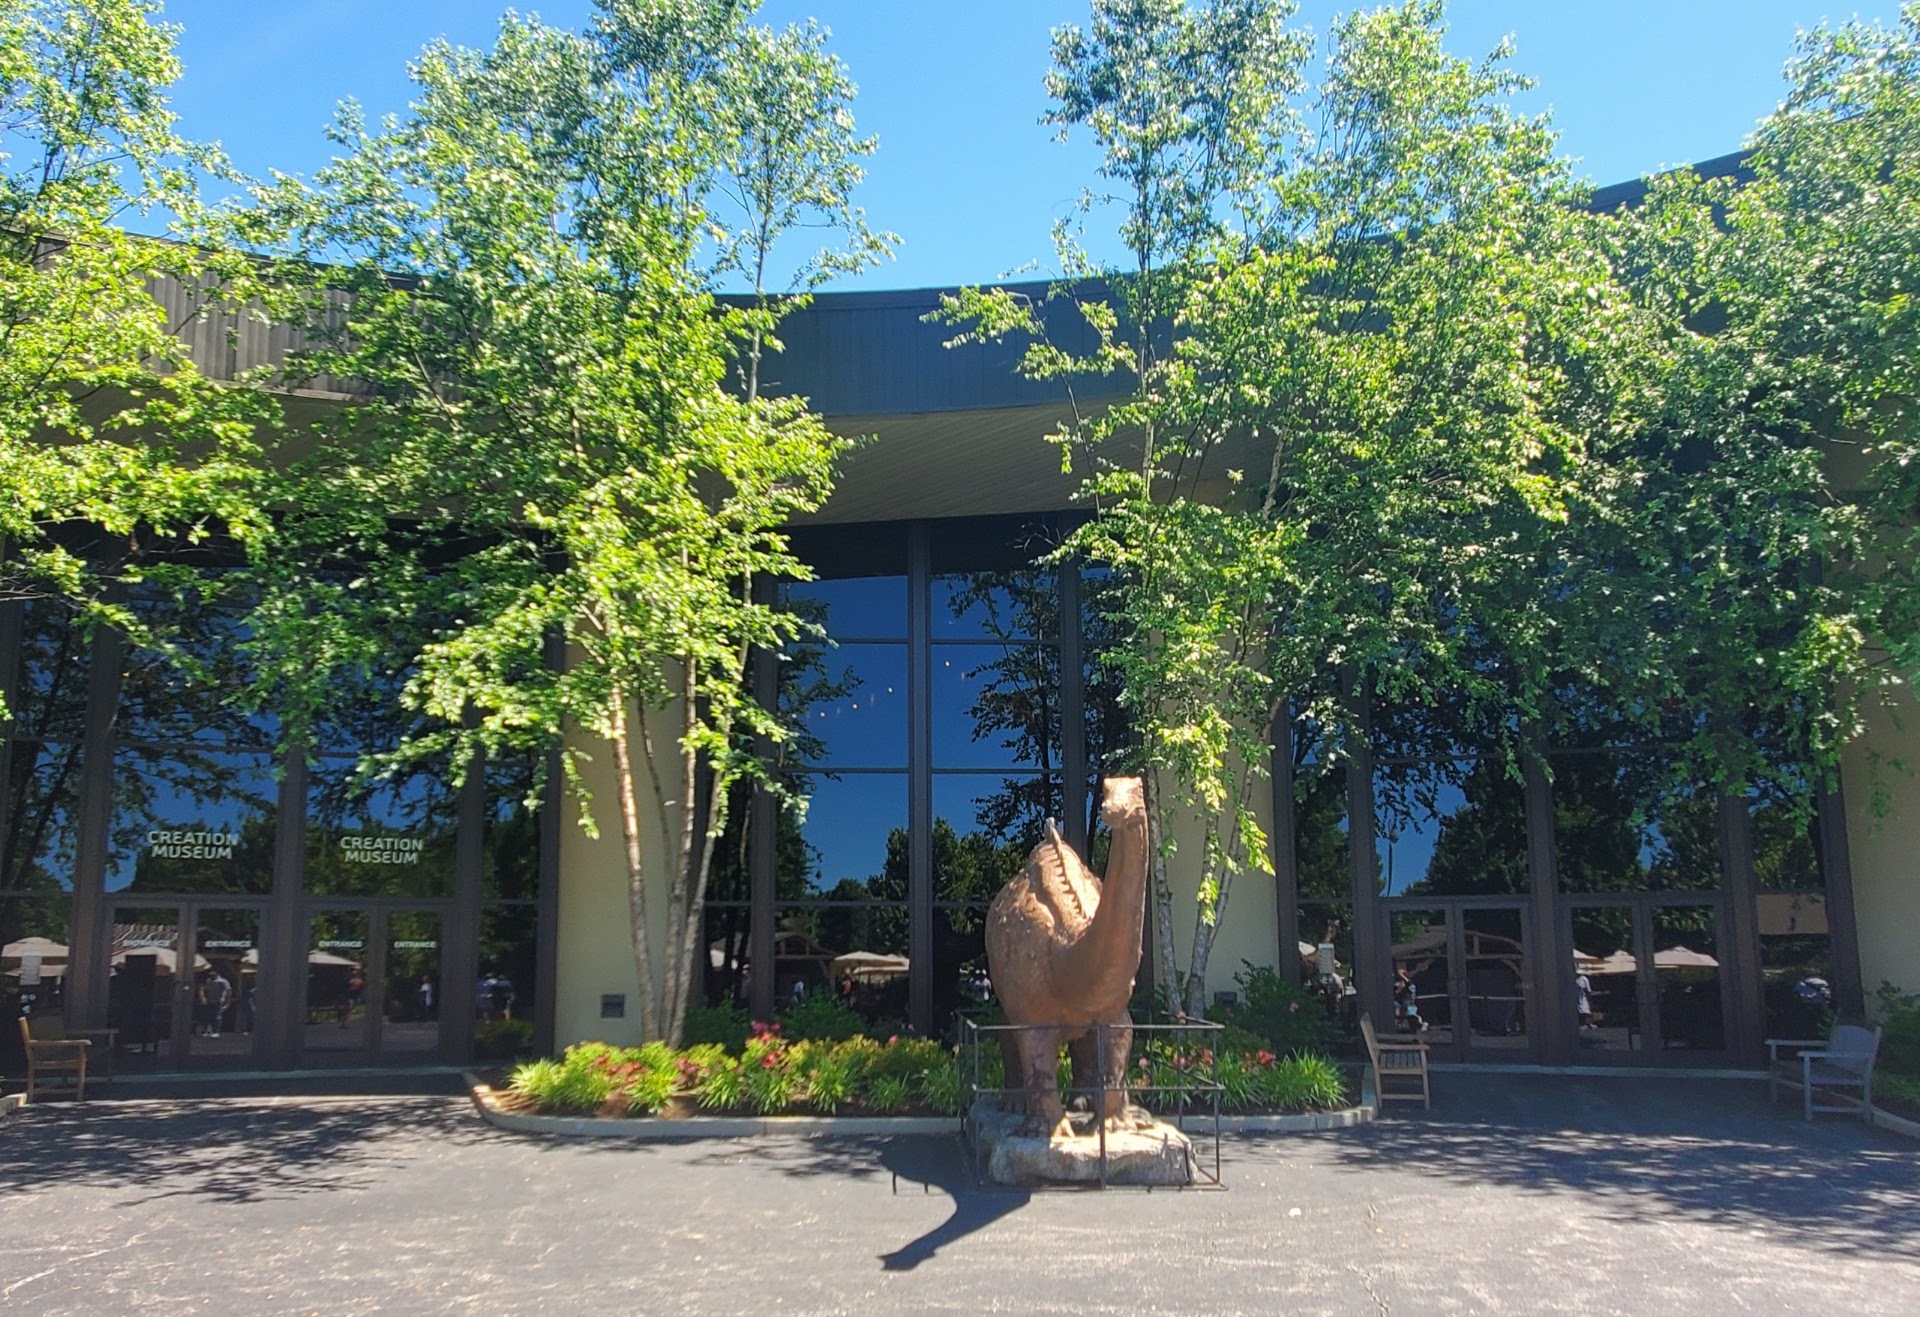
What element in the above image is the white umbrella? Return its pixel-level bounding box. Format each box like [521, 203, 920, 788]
[831, 950, 909, 981]
[2, 935, 69, 964]
[1653, 945, 1719, 970]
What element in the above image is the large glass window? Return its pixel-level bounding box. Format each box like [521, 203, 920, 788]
[106, 749, 279, 895]
[1551, 755, 1722, 893]
[3, 739, 83, 896]
[6, 598, 92, 741]
[1375, 759, 1529, 897]
[116, 588, 274, 749]
[304, 761, 457, 898]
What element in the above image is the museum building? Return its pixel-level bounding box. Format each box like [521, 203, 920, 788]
[3, 155, 1917, 1078]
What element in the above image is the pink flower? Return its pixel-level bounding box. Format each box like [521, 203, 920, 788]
[1288, 1001, 1301, 1014]
[1255, 1050, 1276, 1067]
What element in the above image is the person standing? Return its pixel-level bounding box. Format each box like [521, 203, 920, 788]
[417, 973, 435, 1022]
[203, 970, 231, 1038]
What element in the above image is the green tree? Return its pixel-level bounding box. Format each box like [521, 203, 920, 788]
[0, 0, 277, 704]
[943, 0, 1643, 1016]
[239, 5, 882, 1045]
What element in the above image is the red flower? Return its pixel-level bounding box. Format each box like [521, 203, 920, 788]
[759, 1051, 783, 1070]
[887, 1035, 900, 1046]
[1255, 1050, 1276, 1067]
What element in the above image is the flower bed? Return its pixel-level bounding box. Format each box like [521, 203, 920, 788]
[505, 1021, 1349, 1120]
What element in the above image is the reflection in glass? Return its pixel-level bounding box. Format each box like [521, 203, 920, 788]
[932, 570, 1055, 641]
[703, 905, 752, 1009]
[1298, 900, 1355, 995]
[1654, 904, 1724, 1052]
[117, 588, 275, 748]
[478, 905, 539, 1058]
[1750, 778, 1823, 891]
[7, 598, 91, 740]
[934, 905, 993, 1038]
[1375, 761, 1528, 897]
[3, 739, 83, 896]
[777, 642, 907, 769]
[777, 905, 909, 1032]
[106, 749, 278, 894]
[932, 774, 1059, 903]
[107, 906, 183, 1066]
[1, 893, 73, 1025]
[1461, 908, 1528, 1051]
[305, 761, 457, 898]
[1761, 927, 1834, 1042]
[305, 910, 370, 1055]
[1570, 904, 1641, 1054]
[780, 576, 906, 640]
[484, 753, 541, 901]
[933, 642, 1061, 770]
[384, 910, 442, 1056]
[1386, 908, 1454, 1046]
[777, 774, 906, 900]
[1551, 755, 1722, 893]
[1294, 763, 1349, 903]
[192, 909, 259, 1063]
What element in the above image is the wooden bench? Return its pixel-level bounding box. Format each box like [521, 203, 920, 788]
[1768, 1024, 1881, 1122]
[1362, 1011, 1430, 1109]
[17, 1015, 89, 1103]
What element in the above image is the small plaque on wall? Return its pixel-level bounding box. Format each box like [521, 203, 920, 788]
[600, 994, 626, 1019]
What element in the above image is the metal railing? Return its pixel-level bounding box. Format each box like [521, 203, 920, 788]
[958, 1017, 1226, 1189]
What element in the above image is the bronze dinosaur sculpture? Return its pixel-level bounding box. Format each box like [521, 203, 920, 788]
[984, 775, 1154, 1139]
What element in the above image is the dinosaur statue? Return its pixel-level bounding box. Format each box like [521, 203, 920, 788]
[984, 775, 1154, 1139]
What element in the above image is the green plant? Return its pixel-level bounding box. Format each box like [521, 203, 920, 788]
[777, 995, 865, 1043]
[917, 1056, 966, 1116]
[742, 1034, 800, 1114]
[1222, 964, 1346, 1057]
[1875, 982, 1920, 1078]
[806, 1049, 855, 1113]
[866, 1037, 945, 1082]
[699, 1056, 745, 1110]
[623, 1064, 677, 1114]
[475, 1018, 537, 1061]
[681, 1001, 752, 1052]
[866, 1075, 911, 1112]
[509, 1058, 566, 1107]
[1257, 1053, 1347, 1112]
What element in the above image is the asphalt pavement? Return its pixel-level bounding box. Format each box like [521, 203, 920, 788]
[1, 1072, 1915, 1314]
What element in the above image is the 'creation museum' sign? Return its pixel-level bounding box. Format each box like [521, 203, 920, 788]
[340, 835, 427, 865]
[146, 830, 238, 860]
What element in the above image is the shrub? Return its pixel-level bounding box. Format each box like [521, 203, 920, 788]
[918, 1055, 966, 1115]
[699, 1056, 745, 1110]
[475, 1018, 536, 1061]
[742, 1033, 800, 1114]
[509, 1058, 565, 1106]
[1876, 982, 1920, 1077]
[866, 1074, 912, 1112]
[623, 1063, 677, 1114]
[778, 995, 865, 1043]
[806, 1048, 856, 1113]
[1257, 1053, 1347, 1112]
[866, 1037, 945, 1082]
[682, 1000, 752, 1052]
[1221, 963, 1347, 1057]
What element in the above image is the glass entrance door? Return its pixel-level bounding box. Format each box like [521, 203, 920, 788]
[1383, 901, 1534, 1062]
[106, 902, 263, 1069]
[1567, 899, 1730, 1060]
[301, 905, 445, 1064]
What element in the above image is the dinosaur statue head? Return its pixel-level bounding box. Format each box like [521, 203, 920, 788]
[1099, 776, 1146, 828]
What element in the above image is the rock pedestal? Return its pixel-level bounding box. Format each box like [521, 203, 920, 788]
[969, 1101, 1194, 1186]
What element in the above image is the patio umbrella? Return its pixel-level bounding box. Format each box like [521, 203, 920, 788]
[1653, 946, 1718, 969]
[831, 950, 909, 980]
[2, 935, 69, 963]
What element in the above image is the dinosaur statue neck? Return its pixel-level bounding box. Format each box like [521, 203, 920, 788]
[1052, 803, 1150, 1015]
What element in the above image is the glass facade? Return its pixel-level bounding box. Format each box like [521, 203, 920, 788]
[0, 583, 554, 1073]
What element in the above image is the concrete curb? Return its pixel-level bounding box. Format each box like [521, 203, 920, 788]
[466, 1072, 1374, 1141]
[1869, 1102, 1920, 1140]
[0, 1093, 22, 1121]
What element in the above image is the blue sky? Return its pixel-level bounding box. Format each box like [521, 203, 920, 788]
[161, 1, 1906, 290]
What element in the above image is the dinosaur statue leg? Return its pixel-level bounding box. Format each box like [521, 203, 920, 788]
[1012, 1026, 1070, 1139]
[1070, 1020, 1151, 1131]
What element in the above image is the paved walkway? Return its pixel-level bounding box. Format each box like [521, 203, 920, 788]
[1, 1074, 1916, 1314]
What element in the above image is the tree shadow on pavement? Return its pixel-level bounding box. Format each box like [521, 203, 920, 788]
[1331, 1077, 1920, 1260]
[0, 1096, 513, 1205]
[681, 1133, 1033, 1271]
